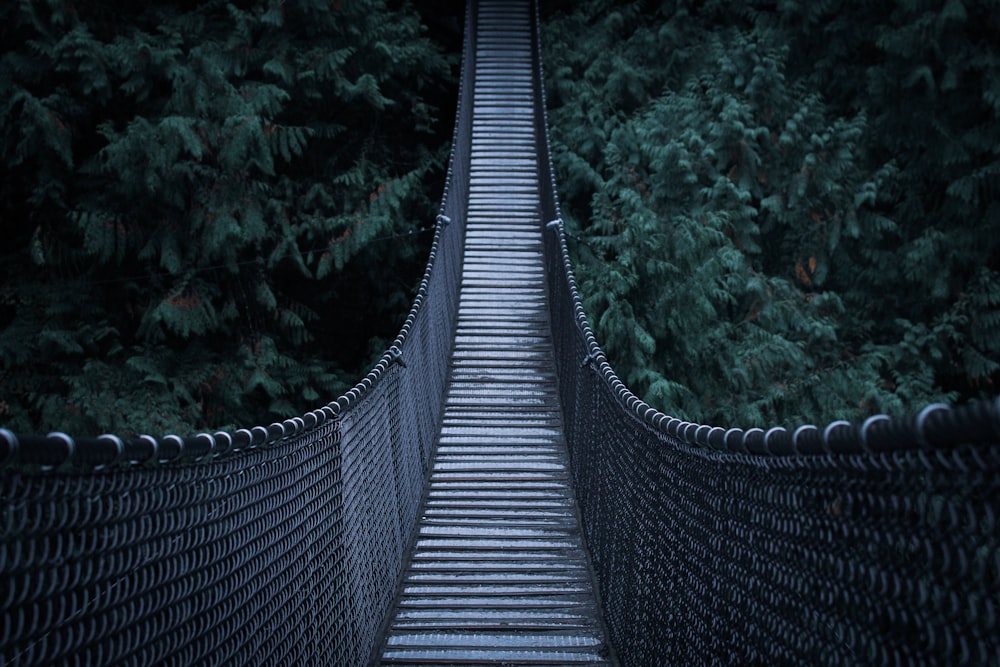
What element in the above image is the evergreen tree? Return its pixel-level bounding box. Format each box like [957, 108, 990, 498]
[543, 0, 998, 427]
[769, 0, 1000, 404]
[0, 0, 456, 435]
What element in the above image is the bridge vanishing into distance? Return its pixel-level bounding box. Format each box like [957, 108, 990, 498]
[2, 1, 998, 665]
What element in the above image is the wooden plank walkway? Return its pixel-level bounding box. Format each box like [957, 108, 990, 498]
[377, 1, 612, 664]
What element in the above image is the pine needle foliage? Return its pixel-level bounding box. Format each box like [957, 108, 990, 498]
[543, 0, 998, 428]
[1, 0, 456, 435]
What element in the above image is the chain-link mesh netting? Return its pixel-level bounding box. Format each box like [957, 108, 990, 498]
[530, 5, 1000, 665]
[2, 422, 354, 665]
[546, 300, 1000, 665]
[0, 4, 475, 665]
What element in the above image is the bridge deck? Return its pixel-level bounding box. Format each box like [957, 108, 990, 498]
[377, 2, 611, 664]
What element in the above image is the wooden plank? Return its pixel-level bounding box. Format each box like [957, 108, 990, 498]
[376, 1, 612, 663]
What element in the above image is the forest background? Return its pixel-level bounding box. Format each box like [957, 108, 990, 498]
[2, 0, 998, 437]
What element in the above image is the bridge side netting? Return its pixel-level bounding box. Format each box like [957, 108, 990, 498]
[529, 3, 1000, 666]
[329, 0, 474, 658]
[0, 3, 475, 665]
[2, 424, 353, 665]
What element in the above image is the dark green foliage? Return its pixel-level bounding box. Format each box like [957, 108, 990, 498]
[774, 0, 1000, 401]
[544, 0, 999, 427]
[1, 0, 455, 435]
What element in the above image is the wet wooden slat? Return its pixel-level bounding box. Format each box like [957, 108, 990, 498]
[376, 1, 612, 664]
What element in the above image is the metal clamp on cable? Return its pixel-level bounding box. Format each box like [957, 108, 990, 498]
[436, 214, 451, 227]
[580, 352, 596, 369]
[546, 218, 563, 231]
[389, 346, 407, 368]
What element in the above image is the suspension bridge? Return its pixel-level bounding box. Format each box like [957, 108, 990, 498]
[2, 1, 998, 665]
